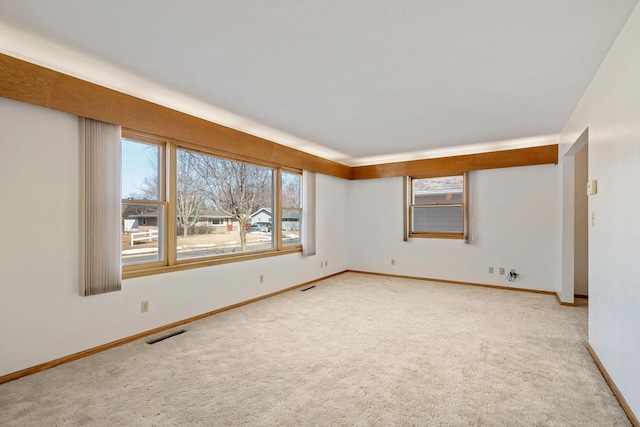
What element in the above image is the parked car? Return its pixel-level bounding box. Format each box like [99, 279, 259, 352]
[246, 223, 269, 233]
[255, 222, 272, 232]
[246, 222, 272, 232]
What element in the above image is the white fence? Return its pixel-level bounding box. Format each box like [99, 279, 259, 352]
[130, 229, 158, 246]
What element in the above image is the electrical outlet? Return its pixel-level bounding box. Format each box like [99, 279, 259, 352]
[141, 300, 149, 313]
[489, 267, 494, 274]
[499, 268, 505, 275]
[259, 274, 264, 283]
[391, 259, 395, 265]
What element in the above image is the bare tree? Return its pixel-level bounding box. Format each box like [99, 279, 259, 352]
[281, 172, 301, 208]
[189, 153, 272, 250]
[176, 150, 206, 238]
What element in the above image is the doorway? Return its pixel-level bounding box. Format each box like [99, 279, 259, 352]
[560, 128, 589, 304]
[574, 143, 589, 305]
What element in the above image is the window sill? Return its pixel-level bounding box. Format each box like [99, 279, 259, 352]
[409, 233, 464, 240]
[123, 246, 302, 280]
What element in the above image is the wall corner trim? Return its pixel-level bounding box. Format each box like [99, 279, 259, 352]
[587, 344, 640, 427]
[555, 292, 575, 306]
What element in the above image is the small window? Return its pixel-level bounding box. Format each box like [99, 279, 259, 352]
[121, 137, 166, 266]
[409, 174, 467, 239]
[281, 171, 301, 246]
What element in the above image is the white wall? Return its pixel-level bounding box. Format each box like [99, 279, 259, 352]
[0, 97, 349, 376]
[559, 2, 640, 417]
[574, 145, 589, 296]
[347, 164, 559, 292]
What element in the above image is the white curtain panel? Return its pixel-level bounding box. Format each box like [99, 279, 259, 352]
[79, 117, 122, 296]
[403, 176, 410, 242]
[301, 170, 316, 257]
[463, 171, 470, 244]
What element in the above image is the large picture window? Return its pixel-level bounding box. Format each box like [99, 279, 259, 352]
[120, 130, 303, 278]
[175, 149, 274, 260]
[409, 174, 467, 239]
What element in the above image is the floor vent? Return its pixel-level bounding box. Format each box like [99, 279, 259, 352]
[146, 329, 186, 345]
[301, 285, 316, 291]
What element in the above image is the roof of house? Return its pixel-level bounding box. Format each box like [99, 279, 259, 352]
[128, 210, 232, 219]
[250, 208, 272, 218]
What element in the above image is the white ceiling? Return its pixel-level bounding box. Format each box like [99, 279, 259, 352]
[0, 1, 637, 165]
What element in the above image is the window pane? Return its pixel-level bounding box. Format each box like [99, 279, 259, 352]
[121, 139, 161, 200]
[282, 171, 301, 247]
[122, 204, 163, 264]
[282, 172, 301, 208]
[282, 209, 301, 246]
[412, 205, 463, 233]
[412, 176, 463, 204]
[175, 150, 274, 260]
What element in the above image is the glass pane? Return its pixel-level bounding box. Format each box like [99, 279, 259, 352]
[282, 172, 301, 208]
[175, 150, 274, 260]
[282, 209, 301, 246]
[413, 176, 463, 204]
[122, 204, 163, 265]
[121, 139, 161, 200]
[412, 205, 463, 233]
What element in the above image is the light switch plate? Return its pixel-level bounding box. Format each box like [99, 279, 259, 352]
[587, 180, 597, 195]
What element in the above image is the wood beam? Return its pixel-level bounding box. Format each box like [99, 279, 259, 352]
[350, 145, 558, 179]
[0, 54, 351, 179]
[1, 53, 558, 180]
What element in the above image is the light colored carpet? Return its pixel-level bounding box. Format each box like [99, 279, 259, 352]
[0, 272, 629, 426]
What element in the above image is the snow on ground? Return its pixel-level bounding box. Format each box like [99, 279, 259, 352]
[122, 248, 159, 255]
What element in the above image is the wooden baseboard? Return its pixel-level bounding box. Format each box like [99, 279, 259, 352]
[555, 292, 575, 306]
[574, 293, 589, 299]
[587, 344, 639, 427]
[0, 271, 346, 385]
[346, 270, 555, 296]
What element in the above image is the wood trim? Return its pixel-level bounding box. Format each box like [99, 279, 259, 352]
[409, 233, 464, 240]
[0, 270, 347, 385]
[1, 54, 560, 181]
[587, 344, 640, 427]
[166, 141, 178, 266]
[574, 294, 589, 299]
[0, 53, 351, 179]
[555, 292, 575, 306]
[347, 270, 556, 296]
[275, 169, 283, 250]
[123, 246, 302, 280]
[350, 145, 558, 179]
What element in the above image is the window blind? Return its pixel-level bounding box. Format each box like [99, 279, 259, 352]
[79, 117, 122, 296]
[301, 170, 316, 257]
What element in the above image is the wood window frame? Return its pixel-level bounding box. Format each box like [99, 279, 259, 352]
[408, 172, 468, 240]
[121, 132, 169, 272]
[280, 168, 303, 250]
[122, 129, 302, 279]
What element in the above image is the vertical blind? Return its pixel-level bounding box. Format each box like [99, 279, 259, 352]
[79, 117, 122, 296]
[301, 170, 316, 257]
